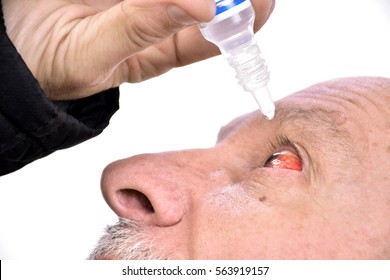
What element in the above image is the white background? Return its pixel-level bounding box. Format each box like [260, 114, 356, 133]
[3, 260, 390, 280]
[1, 0, 390, 259]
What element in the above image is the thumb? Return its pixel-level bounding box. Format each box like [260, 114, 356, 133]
[69, 0, 215, 84]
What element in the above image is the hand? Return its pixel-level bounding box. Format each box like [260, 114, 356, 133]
[3, 0, 275, 100]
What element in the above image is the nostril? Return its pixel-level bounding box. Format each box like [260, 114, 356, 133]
[117, 189, 155, 214]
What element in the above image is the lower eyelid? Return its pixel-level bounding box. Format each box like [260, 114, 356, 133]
[254, 159, 310, 186]
[249, 167, 305, 188]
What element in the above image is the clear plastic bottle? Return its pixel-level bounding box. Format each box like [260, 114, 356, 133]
[199, 0, 275, 119]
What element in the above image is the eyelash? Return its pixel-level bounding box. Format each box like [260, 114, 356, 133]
[266, 135, 296, 155]
[265, 135, 304, 169]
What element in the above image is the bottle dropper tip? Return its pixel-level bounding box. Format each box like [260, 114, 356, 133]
[251, 86, 275, 120]
[264, 107, 275, 120]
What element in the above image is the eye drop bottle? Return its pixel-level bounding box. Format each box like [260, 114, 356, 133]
[199, 0, 275, 119]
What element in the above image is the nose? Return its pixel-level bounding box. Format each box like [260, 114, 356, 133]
[101, 149, 231, 227]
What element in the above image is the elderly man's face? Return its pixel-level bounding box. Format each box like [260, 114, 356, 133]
[91, 77, 390, 259]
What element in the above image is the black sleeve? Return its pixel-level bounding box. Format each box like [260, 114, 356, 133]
[0, 2, 120, 176]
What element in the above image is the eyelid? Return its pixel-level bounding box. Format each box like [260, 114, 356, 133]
[266, 135, 300, 157]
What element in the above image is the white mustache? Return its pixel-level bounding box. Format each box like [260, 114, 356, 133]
[88, 218, 164, 260]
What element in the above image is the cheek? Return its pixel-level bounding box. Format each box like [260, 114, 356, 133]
[188, 183, 264, 258]
[203, 182, 260, 215]
[186, 169, 314, 258]
[191, 203, 320, 259]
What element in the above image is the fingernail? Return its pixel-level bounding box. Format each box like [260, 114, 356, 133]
[167, 5, 199, 25]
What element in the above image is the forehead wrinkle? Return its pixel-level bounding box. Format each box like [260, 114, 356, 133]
[320, 82, 385, 120]
[302, 77, 390, 123]
[276, 105, 349, 142]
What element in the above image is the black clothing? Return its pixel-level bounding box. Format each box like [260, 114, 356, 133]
[0, 2, 120, 175]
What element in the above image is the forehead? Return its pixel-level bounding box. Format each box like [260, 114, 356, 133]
[219, 77, 390, 141]
[217, 96, 352, 146]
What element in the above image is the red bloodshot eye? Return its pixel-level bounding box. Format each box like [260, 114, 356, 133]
[263, 150, 302, 171]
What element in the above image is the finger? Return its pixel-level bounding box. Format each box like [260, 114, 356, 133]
[252, 0, 276, 31]
[113, 26, 220, 83]
[76, 0, 122, 10]
[62, 0, 215, 87]
[156, 25, 221, 68]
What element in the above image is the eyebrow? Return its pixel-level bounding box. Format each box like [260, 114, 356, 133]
[277, 106, 348, 136]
